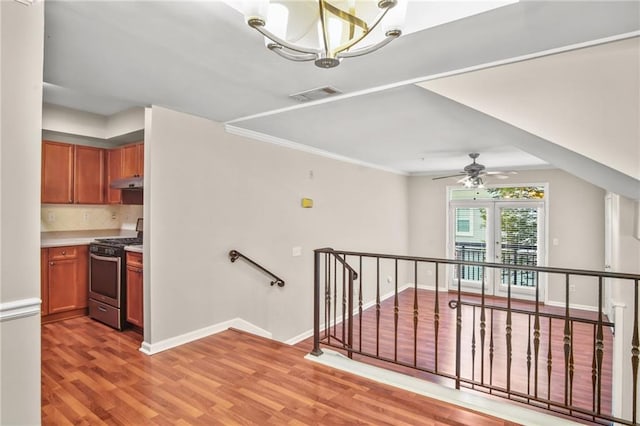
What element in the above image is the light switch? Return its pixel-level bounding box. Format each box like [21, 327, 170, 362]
[292, 246, 302, 257]
[553, 238, 559, 246]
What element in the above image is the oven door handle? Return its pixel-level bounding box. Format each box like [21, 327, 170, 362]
[90, 253, 121, 263]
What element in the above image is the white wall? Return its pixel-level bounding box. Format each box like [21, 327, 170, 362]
[144, 106, 409, 344]
[42, 103, 144, 141]
[0, 1, 44, 424]
[409, 169, 605, 307]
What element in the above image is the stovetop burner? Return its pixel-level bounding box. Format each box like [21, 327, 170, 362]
[94, 237, 143, 247]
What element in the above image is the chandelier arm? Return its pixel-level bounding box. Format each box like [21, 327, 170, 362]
[317, 0, 331, 58]
[336, 30, 400, 59]
[250, 22, 320, 55]
[331, 6, 393, 57]
[267, 44, 317, 62]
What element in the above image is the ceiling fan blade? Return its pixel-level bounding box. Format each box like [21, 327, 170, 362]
[432, 173, 466, 180]
[485, 170, 518, 175]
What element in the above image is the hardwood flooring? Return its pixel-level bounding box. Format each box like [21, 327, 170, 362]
[296, 288, 613, 423]
[42, 317, 519, 425]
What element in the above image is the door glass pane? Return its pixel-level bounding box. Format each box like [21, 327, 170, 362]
[500, 207, 538, 287]
[454, 207, 487, 283]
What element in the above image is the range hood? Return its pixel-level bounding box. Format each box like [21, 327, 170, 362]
[110, 176, 143, 190]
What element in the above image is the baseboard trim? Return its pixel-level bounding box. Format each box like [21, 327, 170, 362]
[139, 318, 272, 355]
[545, 300, 598, 312]
[0, 297, 41, 322]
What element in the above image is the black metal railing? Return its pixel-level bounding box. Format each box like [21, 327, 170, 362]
[455, 242, 537, 287]
[312, 248, 640, 425]
[229, 250, 285, 287]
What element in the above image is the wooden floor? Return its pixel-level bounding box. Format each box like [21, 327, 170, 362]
[42, 317, 519, 425]
[296, 288, 613, 423]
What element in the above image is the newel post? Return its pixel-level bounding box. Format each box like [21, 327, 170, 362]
[311, 250, 323, 356]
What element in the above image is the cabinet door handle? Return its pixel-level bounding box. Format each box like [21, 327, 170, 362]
[61, 251, 66, 255]
[49, 262, 54, 266]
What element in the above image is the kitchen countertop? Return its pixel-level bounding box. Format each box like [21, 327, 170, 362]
[41, 229, 138, 248]
[124, 245, 143, 253]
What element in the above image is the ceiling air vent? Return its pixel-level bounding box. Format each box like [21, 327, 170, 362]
[289, 86, 342, 102]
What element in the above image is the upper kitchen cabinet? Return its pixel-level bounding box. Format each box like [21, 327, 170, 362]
[121, 142, 144, 178]
[74, 145, 105, 204]
[42, 140, 105, 204]
[41, 140, 74, 204]
[106, 148, 123, 204]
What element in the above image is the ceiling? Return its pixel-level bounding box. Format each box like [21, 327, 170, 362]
[42, 1, 640, 196]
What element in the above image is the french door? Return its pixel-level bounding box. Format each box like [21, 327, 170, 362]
[450, 201, 545, 300]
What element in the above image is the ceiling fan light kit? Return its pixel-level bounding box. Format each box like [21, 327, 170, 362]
[243, 0, 408, 68]
[433, 152, 517, 188]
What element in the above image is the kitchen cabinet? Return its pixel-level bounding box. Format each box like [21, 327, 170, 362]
[41, 245, 89, 322]
[126, 251, 143, 328]
[41, 140, 105, 204]
[106, 148, 123, 204]
[41, 141, 74, 204]
[121, 142, 144, 178]
[74, 145, 105, 204]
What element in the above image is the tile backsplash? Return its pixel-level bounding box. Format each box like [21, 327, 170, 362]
[41, 204, 143, 232]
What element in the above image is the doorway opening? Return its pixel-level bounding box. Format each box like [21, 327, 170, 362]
[448, 185, 546, 300]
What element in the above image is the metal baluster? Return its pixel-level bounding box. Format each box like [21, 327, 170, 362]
[569, 321, 574, 412]
[342, 258, 346, 347]
[333, 256, 337, 338]
[632, 279, 639, 424]
[480, 267, 486, 385]
[472, 305, 476, 386]
[534, 271, 540, 399]
[456, 263, 462, 390]
[563, 274, 571, 406]
[376, 257, 380, 357]
[434, 262, 440, 374]
[547, 317, 553, 409]
[394, 258, 399, 362]
[506, 267, 513, 395]
[325, 254, 330, 342]
[527, 315, 532, 400]
[489, 309, 494, 392]
[413, 260, 418, 367]
[347, 255, 353, 359]
[592, 326, 597, 416]
[596, 277, 604, 414]
[358, 256, 363, 352]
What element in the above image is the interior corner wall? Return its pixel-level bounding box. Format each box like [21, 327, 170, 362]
[145, 106, 409, 343]
[0, 1, 44, 424]
[408, 169, 605, 307]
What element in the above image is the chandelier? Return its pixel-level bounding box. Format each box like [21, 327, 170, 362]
[243, 0, 408, 68]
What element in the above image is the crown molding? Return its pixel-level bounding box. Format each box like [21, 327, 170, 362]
[225, 125, 408, 176]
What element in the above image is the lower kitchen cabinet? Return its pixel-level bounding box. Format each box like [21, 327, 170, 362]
[41, 245, 89, 322]
[126, 251, 143, 329]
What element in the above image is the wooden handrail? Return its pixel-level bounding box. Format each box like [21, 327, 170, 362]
[229, 250, 285, 287]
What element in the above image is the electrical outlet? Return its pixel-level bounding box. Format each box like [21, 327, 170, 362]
[83, 211, 90, 222]
[111, 212, 117, 220]
[47, 212, 55, 223]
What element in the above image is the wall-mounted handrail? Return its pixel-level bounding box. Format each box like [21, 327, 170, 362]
[229, 250, 285, 287]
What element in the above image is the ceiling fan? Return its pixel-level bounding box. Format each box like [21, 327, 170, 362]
[432, 153, 516, 187]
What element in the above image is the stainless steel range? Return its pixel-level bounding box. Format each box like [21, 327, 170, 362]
[89, 219, 143, 330]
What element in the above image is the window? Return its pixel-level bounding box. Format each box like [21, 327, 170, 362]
[455, 208, 474, 236]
